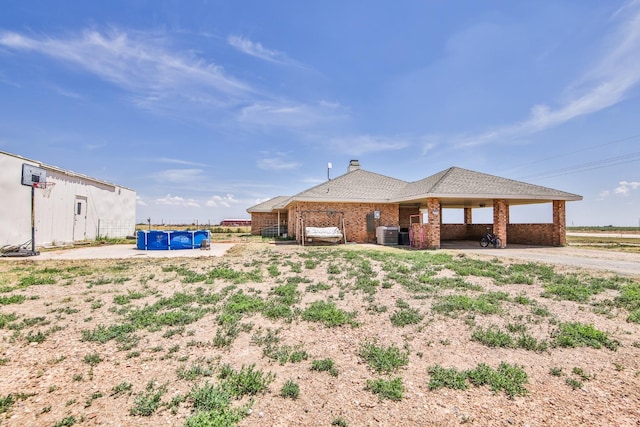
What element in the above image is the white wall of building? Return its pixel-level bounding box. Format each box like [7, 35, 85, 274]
[1, 151, 136, 247]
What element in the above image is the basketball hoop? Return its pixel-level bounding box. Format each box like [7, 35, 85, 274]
[33, 181, 55, 198]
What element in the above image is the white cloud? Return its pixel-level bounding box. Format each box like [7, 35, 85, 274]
[614, 180, 640, 195]
[151, 168, 205, 184]
[227, 34, 307, 70]
[449, 1, 640, 148]
[237, 101, 347, 128]
[136, 195, 147, 206]
[205, 194, 240, 208]
[257, 155, 301, 171]
[154, 157, 208, 167]
[0, 28, 252, 112]
[155, 194, 200, 207]
[228, 35, 282, 63]
[327, 135, 409, 156]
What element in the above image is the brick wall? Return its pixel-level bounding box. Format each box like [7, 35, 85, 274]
[424, 198, 441, 249]
[441, 224, 479, 240]
[493, 199, 508, 248]
[508, 224, 555, 245]
[553, 200, 566, 246]
[250, 212, 287, 235]
[290, 202, 400, 243]
[441, 223, 556, 245]
[399, 207, 420, 229]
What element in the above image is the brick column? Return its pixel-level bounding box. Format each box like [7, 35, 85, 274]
[552, 200, 566, 246]
[426, 198, 441, 249]
[493, 199, 507, 248]
[464, 208, 472, 224]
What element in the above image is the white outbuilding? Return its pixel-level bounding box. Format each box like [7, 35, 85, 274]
[1, 150, 136, 251]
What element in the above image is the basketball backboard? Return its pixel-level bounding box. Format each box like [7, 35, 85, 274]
[21, 163, 47, 187]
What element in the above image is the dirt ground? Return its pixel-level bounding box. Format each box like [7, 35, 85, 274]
[0, 242, 639, 427]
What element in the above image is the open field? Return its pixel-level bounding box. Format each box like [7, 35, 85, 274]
[1, 242, 639, 426]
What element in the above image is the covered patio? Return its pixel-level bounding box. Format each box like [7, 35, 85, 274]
[402, 198, 570, 249]
[393, 167, 582, 249]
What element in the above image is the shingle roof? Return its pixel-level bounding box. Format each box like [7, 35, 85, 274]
[290, 168, 408, 202]
[247, 165, 582, 213]
[393, 167, 582, 202]
[246, 196, 290, 212]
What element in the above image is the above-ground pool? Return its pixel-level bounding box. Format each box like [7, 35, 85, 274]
[137, 230, 210, 250]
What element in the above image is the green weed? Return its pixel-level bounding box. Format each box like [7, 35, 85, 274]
[130, 381, 167, 416]
[110, 381, 133, 398]
[365, 377, 404, 401]
[186, 380, 250, 427]
[55, 416, 76, 427]
[264, 344, 308, 365]
[0, 295, 27, 305]
[280, 380, 300, 399]
[552, 322, 619, 350]
[302, 300, 356, 327]
[359, 341, 409, 374]
[218, 364, 275, 398]
[311, 358, 338, 376]
[471, 326, 514, 348]
[390, 305, 424, 327]
[0, 394, 14, 414]
[83, 353, 103, 366]
[432, 294, 503, 316]
[331, 417, 349, 427]
[428, 365, 468, 390]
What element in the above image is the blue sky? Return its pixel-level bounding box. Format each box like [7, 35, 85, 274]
[1, 1, 640, 226]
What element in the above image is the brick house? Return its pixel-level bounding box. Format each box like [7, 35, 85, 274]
[247, 160, 582, 248]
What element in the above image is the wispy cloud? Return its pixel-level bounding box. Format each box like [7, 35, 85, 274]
[237, 101, 347, 128]
[150, 168, 206, 184]
[0, 28, 252, 111]
[227, 34, 304, 68]
[155, 194, 201, 207]
[154, 157, 209, 167]
[327, 135, 409, 156]
[48, 84, 83, 99]
[448, 1, 640, 148]
[257, 154, 301, 171]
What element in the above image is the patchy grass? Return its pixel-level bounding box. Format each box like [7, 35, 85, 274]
[0, 244, 638, 426]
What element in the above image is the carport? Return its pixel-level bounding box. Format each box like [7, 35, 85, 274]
[392, 168, 582, 249]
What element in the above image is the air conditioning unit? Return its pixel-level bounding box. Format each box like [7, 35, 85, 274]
[376, 226, 399, 245]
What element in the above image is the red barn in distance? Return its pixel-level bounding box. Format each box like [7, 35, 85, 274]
[219, 219, 251, 227]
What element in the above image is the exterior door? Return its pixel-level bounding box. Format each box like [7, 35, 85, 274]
[73, 197, 87, 241]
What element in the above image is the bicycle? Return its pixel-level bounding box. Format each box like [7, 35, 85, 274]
[480, 229, 502, 248]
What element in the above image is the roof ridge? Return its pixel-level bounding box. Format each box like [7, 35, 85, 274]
[290, 168, 407, 198]
[428, 166, 457, 192]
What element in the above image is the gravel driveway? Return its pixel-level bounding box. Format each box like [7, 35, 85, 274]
[442, 241, 640, 278]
